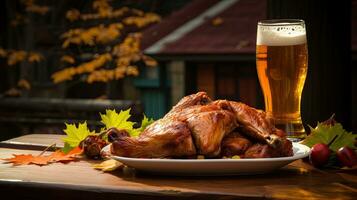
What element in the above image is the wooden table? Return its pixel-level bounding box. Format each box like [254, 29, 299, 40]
[0, 134, 356, 200]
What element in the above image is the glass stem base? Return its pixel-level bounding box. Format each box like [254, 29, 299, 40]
[274, 120, 306, 142]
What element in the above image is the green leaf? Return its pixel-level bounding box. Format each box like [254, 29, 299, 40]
[134, 114, 154, 134]
[100, 109, 135, 130]
[130, 115, 155, 137]
[99, 109, 155, 137]
[100, 109, 137, 136]
[62, 142, 74, 154]
[302, 122, 356, 152]
[140, 115, 155, 131]
[62, 121, 94, 148]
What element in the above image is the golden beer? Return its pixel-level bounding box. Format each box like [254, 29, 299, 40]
[256, 20, 308, 140]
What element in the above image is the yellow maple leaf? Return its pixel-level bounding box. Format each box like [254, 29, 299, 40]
[7, 50, 27, 66]
[123, 13, 161, 28]
[92, 159, 123, 172]
[17, 79, 31, 90]
[28, 52, 43, 63]
[51, 67, 76, 83]
[0, 48, 7, 57]
[66, 9, 80, 21]
[126, 65, 139, 76]
[26, 5, 49, 15]
[60, 55, 75, 64]
[142, 55, 158, 67]
[62, 122, 94, 148]
[4, 87, 21, 97]
[211, 17, 224, 26]
[52, 54, 111, 83]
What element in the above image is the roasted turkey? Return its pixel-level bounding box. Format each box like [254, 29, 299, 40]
[111, 92, 293, 158]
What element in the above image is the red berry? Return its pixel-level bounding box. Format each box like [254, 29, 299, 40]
[309, 143, 331, 168]
[336, 146, 357, 168]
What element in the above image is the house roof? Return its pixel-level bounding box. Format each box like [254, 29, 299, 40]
[142, 0, 266, 56]
[141, 0, 219, 50]
[142, 0, 356, 56]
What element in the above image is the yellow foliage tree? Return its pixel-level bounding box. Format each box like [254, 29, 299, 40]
[53, 0, 160, 84]
[0, 0, 47, 96]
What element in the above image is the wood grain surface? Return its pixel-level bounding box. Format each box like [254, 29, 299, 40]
[0, 134, 64, 150]
[0, 134, 356, 200]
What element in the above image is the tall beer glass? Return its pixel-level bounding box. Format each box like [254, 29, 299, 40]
[256, 19, 308, 141]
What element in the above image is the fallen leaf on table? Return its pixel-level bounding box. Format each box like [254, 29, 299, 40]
[3, 154, 51, 166]
[3, 154, 36, 165]
[49, 147, 83, 163]
[92, 159, 123, 172]
[30, 155, 52, 165]
[2, 147, 83, 166]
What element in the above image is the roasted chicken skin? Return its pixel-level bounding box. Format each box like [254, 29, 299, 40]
[244, 137, 293, 158]
[164, 91, 212, 120]
[221, 132, 252, 157]
[228, 101, 283, 148]
[111, 119, 196, 158]
[187, 109, 237, 157]
[111, 92, 293, 159]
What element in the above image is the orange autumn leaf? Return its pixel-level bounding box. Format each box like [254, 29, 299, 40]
[66, 9, 80, 21]
[123, 13, 161, 28]
[52, 53, 111, 83]
[7, 50, 27, 66]
[60, 55, 75, 64]
[28, 52, 43, 63]
[4, 87, 22, 97]
[30, 155, 52, 165]
[61, 23, 123, 48]
[211, 17, 224, 26]
[0, 48, 7, 57]
[2, 154, 50, 166]
[26, 5, 49, 15]
[17, 79, 31, 90]
[53, 2, 160, 84]
[3, 154, 34, 165]
[49, 147, 83, 163]
[2, 147, 83, 166]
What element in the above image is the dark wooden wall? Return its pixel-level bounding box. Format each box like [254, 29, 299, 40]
[267, 0, 352, 130]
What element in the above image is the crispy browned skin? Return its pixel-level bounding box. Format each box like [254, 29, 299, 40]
[111, 92, 293, 159]
[186, 109, 237, 157]
[221, 132, 252, 157]
[228, 101, 283, 148]
[164, 91, 212, 119]
[111, 92, 211, 158]
[111, 119, 196, 158]
[279, 137, 293, 157]
[244, 138, 293, 158]
[244, 144, 279, 158]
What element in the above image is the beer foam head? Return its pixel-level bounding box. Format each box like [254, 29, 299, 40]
[257, 22, 306, 46]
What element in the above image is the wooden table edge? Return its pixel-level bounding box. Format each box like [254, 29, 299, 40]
[0, 140, 63, 151]
[0, 179, 264, 199]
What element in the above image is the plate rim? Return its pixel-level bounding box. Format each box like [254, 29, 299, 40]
[103, 142, 310, 163]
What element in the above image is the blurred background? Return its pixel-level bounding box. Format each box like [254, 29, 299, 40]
[0, 0, 355, 140]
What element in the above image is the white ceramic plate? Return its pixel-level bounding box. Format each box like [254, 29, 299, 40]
[102, 143, 310, 175]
